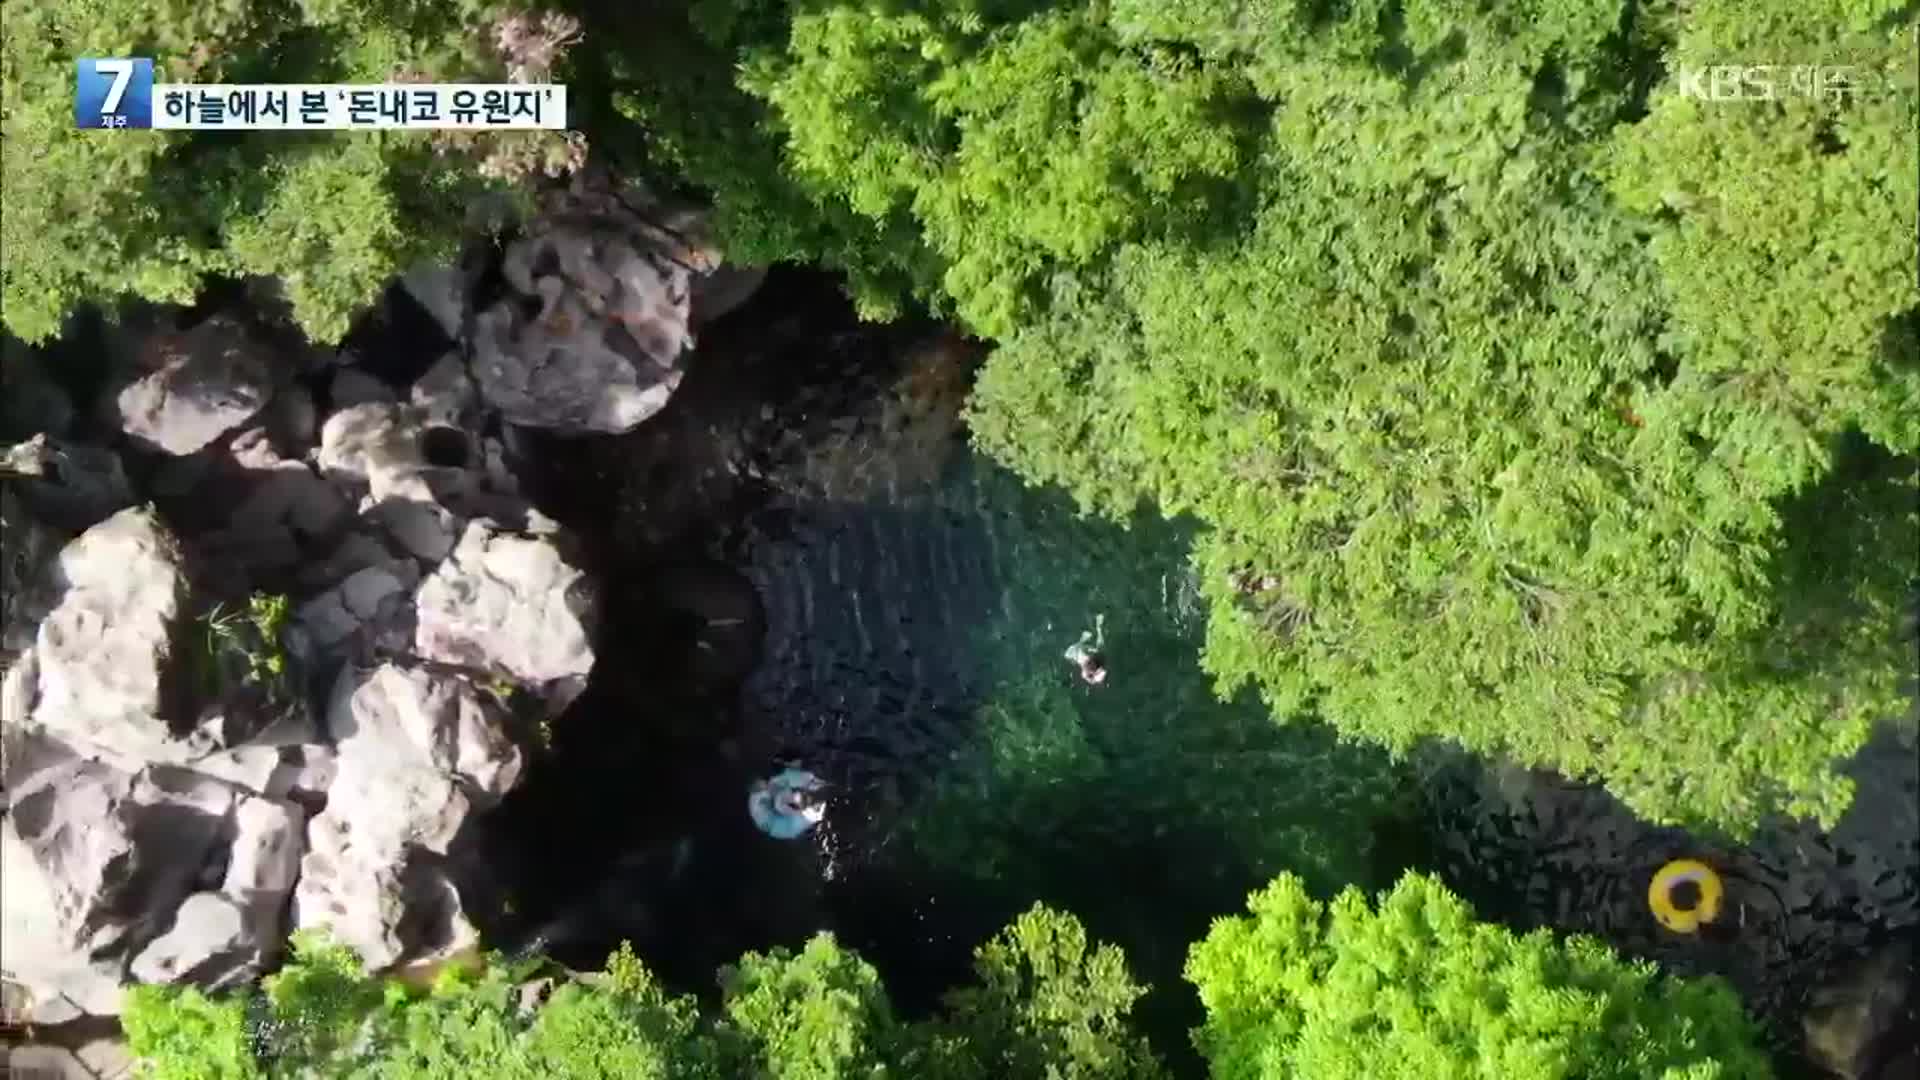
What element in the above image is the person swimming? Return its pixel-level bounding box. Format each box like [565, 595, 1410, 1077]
[1064, 614, 1108, 686]
[749, 767, 827, 840]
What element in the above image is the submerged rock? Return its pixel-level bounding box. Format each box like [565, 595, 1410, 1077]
[1804, 940, 1917, 1080]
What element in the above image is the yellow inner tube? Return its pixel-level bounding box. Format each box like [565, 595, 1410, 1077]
[1649, 859, 1724, 934]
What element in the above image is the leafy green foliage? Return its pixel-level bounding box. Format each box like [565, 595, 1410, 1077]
[735, 3, 1259, 339]
[123, 911, 1164, 1079]
[713, 934, 897, 1079]
[678, 0, 1918, 832]
[196, 592, 299, 718]
[125, 883, 1773, 1080]
[203, 593, 292, 688]
[1185, 872, 1777, 1080]
[922, 905, 1166, 1079]
[0, 0, 536, 343]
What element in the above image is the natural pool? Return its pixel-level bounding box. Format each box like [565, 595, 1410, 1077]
[468, 270, 1917, 1078]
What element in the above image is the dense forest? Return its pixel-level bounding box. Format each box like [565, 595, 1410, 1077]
[2, 0, 1915, 1073]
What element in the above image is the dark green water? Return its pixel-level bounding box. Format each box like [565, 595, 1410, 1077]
[734, 445, 1411, 1068]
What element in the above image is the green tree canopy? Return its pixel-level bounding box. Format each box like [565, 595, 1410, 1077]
[0, 0, 583, 344]
[1186, 871, 1776, 1079]
[122, 908, 1166, 1079]
[124, 879, 1775, 1079]
[658, 0, 1920, 833]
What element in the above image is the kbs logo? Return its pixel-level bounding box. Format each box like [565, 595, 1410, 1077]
[1672, 64, 1866, 103]
[75, 58, 154, 128]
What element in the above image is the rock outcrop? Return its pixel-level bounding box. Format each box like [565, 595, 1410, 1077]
[114, 316, 272, 455]
[0, 179, 747, 1025]
[292, 663, 522, 970]
[19, 507, 192, 771]
[2, 739, 305, 1018]
[414, 520, 595, 695]
[470, 219, 692, 434]
[459, 175, 765, 435]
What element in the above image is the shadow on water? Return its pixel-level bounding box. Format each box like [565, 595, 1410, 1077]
[1411, 720, 1919, 1076]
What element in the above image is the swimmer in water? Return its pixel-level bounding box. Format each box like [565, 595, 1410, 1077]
[1064, 614, 1108, 686]
[750, 767, 827, 839]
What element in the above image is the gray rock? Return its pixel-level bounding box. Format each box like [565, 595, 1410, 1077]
[317, 403, 435, 503]
[401, 264, 467, 342]
[470, 220, 692, 434]
[194, 429, 352, 586]
[292, 563, 416, 657]
[29, 508, 193, 769]
[693, 263, 768, 327]
[1, 757, 252, 1017]
[413, 519, 596, 688]
[330, 662, 523, 801]
[4, 759, 140, 955]
[1, 434, 135, 533]
[365, 496, 459, 563]
[292, 662, 522, 969]
[185, 743, 334, 808]
[331, 368, 396, 409]
[114, 317, 272, 455]
[219, 793, 306, 959]
[315, 403, 518, 562]
[127, 892, 248, 986]
[6, 1043, 93, 1079]
[265, 380, 320, 457]
[0, 648, 41, 762]
[412, 354, 480, 430]
[222, 795, 305, 903]
[652, 204, 764, 327]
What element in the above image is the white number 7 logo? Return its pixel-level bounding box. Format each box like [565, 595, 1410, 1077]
[95, 59, 134, 113]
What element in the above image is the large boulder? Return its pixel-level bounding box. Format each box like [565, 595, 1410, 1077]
[292, 662, 523, 970]
[1, 743, 303, 1018]
[24, 507, 195, 769]
[413, 519, 596, 696]
[114, 316, 273, 455]
[469, 212, 692, 434]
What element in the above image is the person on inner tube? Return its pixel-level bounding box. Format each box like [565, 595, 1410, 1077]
[1064, 614, 1108, 686]
[750, 768, 827, 840]
[774, 781, 824, 823]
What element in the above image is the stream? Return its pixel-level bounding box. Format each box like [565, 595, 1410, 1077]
[458, 268, 1917, 1078]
